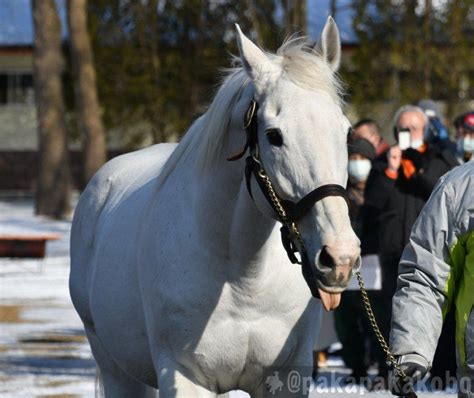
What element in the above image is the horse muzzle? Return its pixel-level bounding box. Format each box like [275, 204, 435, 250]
[313, 245, 361, 311]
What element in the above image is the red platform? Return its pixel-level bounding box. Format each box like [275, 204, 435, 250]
[0, 234, 61, 258]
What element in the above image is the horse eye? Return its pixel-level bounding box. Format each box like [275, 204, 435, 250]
[266, 128, 283, 147]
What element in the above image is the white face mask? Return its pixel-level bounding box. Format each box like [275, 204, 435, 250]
[463, 137, 474, 153]
[348, 159, 371, 182]
[410, 139, 424, 149]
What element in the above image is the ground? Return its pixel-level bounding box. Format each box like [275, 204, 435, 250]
[0, 198, 457, 397]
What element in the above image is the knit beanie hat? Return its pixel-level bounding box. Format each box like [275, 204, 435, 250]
[348, 138, 376, 160]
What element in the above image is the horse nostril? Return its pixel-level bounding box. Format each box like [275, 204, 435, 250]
[319, 246, 335, 269]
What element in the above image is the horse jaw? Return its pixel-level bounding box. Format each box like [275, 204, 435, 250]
[317, 288, 341, 311]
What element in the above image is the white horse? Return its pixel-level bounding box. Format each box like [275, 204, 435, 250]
[70, 18, 360, 398]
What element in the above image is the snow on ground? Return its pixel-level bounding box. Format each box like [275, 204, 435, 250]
[0, 198, 457, 397]
[0, 197, 95, 397]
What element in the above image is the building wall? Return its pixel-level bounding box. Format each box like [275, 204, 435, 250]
[0, 105, 37, 150]
[0, 48, 33, 72]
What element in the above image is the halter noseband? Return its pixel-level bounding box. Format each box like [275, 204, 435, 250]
[228, 99, 349, 298]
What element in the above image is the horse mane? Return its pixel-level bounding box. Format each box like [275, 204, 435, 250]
[155, 37, 344, 186]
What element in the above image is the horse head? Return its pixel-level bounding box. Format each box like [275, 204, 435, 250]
[234, 18, 361, 310]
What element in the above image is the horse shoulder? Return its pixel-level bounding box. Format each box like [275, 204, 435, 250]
[70, 143, 176, 322]
[72, 144, 175, 248]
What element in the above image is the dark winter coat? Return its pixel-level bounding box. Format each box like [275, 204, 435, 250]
[360, 145, 454, 295]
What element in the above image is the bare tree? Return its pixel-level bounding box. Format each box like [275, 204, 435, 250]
[422, 0, 433, 97]
[32, 0, 71, 218]
[246, 0, 281, 48]
[284, 0, 307, 36]
[67, 0, 106, 186]
[330, 0, 338, 19]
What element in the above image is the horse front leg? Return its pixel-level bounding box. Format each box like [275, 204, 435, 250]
[86, 328, 157, 398]
[156, 362, 219, 398]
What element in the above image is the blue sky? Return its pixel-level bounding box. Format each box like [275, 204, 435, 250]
[0, 0, 356, 46]
[0, 0, 67, 45]
[308, 0, 356, 43]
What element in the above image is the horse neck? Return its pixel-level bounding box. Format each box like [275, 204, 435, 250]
[190, 130, 278, 278]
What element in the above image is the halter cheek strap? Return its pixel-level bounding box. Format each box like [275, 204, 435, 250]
[228, 99, 350, 299]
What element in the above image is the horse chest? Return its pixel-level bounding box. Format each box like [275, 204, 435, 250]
[165, 287, 311, 388]
[199, 311, 294, 362]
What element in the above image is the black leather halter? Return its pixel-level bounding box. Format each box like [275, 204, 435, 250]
[228, 99, 349, 298]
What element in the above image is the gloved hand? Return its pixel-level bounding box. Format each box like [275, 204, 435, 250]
[403, 148, 425, 171]
[390, 353, 429, 396]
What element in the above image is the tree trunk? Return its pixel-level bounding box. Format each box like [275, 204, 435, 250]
[299, 0, 307, 35]
[247, 0, 264, 45]
[330, 0, 337, 19]
[245, 0, 279, 49]
[67, 0, 106, 186]
[422, 0, 432, 97]
[285, 0, 307, 36]
[32, 0, 71, 219]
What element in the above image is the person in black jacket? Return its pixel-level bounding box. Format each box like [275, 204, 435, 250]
[361, 105, 454, 385]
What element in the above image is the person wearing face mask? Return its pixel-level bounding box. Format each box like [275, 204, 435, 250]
[361, 105, 455, 388]
[335, 137, 387, 384]
[346, 138, 375, 227]
[454, 111, 474, 164]
[352, 118, 390, 157]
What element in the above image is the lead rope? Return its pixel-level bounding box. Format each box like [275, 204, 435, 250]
[257, 167, 416, 397]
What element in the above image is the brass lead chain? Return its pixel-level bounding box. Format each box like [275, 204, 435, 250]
[257, 170, 306, 250]
[257, 170, 288, 223]
[355, 271, 409, 381]
[257, 165, 412, 393]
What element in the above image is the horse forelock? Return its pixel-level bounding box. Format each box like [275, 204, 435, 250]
[155, 38, 344, 185]
[277, 36, 345, 105]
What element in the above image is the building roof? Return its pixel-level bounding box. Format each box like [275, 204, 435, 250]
[0, 0, 67, 46]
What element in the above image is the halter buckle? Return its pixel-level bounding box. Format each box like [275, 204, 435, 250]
[243, 99, 257, 129]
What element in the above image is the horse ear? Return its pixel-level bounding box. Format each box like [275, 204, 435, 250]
[314, 16, 341, 71]
[235, 24, 276, 83]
